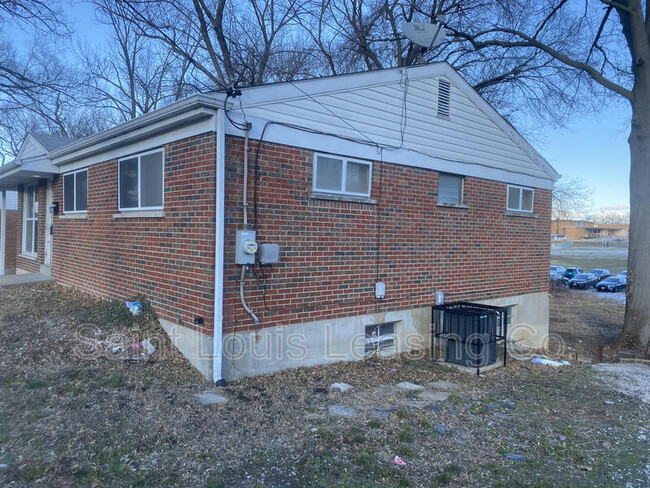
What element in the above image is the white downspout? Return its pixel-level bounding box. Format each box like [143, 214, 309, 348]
[213, 109, 226, 385]
[0, 191, 6, 276]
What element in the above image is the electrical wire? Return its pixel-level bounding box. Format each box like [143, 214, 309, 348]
[399, 69, 409, 148]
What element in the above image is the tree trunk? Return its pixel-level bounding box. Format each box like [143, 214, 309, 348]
[623, 67, 650, 348]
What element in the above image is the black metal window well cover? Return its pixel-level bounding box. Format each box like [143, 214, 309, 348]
[431, 302, 508, 375]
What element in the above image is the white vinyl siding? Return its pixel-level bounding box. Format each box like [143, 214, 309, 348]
[313, 153, 371, 197]
[22, 185, 38, 256]
[63, 169, 88, 213]
[507, 185, 534, 212]
[240, 73, 553, 181]
[438, 173, 463, 205]
[118, 149, 164, 211]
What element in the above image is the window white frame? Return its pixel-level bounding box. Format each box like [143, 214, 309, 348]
[313, 153, 372, 198]
[438, 173, 464, 205]
[22, 184, 38, 256]
[63, 169, 88, 214]
[506, 185, 534, 213]
[118, 149, 164, 211]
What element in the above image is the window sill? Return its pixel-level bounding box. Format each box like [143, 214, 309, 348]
[505, 211, 537, 218]
[113, 210, 165, 219]
[19, 253, 37, 261]
[438, 203, 469, 209]
[59, 213, 88, 220]
[310, 192, 376, 205]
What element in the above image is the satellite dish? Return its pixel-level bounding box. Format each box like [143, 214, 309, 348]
[402, 18, 448, 49]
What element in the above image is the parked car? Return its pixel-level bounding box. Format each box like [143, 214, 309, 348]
[616, 270, 628, 278]
[568, 273, 598, 289]
[588, 269, 611, 282]
[564, 267, 583, 279]
[596, 276, 627, 292]
[550, 265, 566, 280]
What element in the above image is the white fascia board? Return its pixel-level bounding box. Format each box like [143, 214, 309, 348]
[52, 108, 219, 171]
[21, 156, 60, 174]
[225, 114, 555, 190]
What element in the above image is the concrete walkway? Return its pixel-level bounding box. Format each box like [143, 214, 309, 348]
[0, 273, 53, 287]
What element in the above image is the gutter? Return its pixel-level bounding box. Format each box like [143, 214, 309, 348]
[213, 109, 227, 386]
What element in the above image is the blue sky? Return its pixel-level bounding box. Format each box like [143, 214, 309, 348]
[536, 102, 631, 212]
[7, 2, 633, 213]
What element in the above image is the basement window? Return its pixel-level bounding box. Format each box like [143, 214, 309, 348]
[507, 185, 534, 213]
[63, 169, 88, 213]
[313, 153, 371, 197]
[119, 149, 164, 211]
[365, 322, 396, 357]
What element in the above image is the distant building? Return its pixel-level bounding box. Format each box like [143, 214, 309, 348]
[551, 219, 629, 240]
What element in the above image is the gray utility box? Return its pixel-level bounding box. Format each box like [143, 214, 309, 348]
[259, 243, 280, 264]
[235, 229, 258, 265]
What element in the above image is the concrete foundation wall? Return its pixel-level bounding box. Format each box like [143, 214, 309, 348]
[219, 292, 548, 381]
[476, 291, 549, 349]
[160, 319, 214, 381]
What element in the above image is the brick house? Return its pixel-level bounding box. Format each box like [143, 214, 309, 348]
[0, 64, 558, 382]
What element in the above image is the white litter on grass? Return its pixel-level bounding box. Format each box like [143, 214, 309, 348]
[530, 357, 570, 367]
[593, 363, 650, 404]
[330, 382, 354, 392]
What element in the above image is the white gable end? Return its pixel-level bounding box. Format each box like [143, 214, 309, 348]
[227, 64, 557, 189]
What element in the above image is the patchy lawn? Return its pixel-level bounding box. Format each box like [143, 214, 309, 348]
[549, 287, 625, 361]
[0, 283, 648, 487]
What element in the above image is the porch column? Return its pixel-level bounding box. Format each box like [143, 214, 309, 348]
[0, 190, 5, 275]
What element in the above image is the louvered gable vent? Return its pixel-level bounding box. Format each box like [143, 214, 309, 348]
[437, 78, 451, 117]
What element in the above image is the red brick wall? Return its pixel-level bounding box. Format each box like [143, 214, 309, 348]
[1, 209, 18, 273]
[51, 133, 217, 334]
[16, 181, 47, 273]
[222, 136, 551, 334]
[43, 130, 550, 340]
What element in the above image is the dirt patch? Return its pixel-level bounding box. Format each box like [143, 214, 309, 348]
[593, 363, 650, 404]
[0, 283, 648, 487]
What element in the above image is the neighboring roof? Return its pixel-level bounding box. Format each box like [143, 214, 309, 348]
[30, 133, 76, 152]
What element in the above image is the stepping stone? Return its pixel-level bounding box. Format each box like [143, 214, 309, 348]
[194, 390, 229, 405]
[433, 424, 448, 435]
[504, 453, 527, 462]
[329, 405, 355, 417]
[424, 404, 442, 412]
[331, 382, 354, 392]
[418, 391, 451, 402]
[428, 381, 460, 391]
[397, 381, 424, 392]
[371, 407, 390, 419]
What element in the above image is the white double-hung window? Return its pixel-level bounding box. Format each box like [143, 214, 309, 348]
[63, 169, 88, 213]
[119, 149, 164, 211]
[507, 185, 534, 213]
[313, 153, 371, 197]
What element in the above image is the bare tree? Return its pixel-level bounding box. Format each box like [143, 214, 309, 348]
[437, 0, 649, 347]
[82, 0, 185, 123]
[552, 175, 594, 220]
